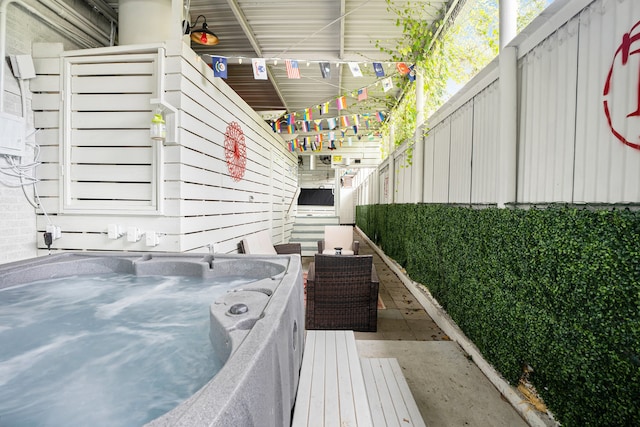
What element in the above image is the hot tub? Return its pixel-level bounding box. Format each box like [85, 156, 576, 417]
[0, 252, 305, 427]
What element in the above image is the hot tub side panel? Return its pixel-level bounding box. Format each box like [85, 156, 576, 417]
[147, 254, 305, 427]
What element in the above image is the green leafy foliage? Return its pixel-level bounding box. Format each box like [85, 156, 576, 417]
[356, 204, 640, 426]
[378, 0, 547, 152]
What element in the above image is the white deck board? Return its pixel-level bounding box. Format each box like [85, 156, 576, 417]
[361, 358, 426, 427]
[292, 330, 373, 427]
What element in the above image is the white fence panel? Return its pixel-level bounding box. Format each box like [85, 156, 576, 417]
[423, 131, 435, 202]
[448, 102, 474, 204]
[574, 0, 640, 203]
[432, 118, 451, 203]
[518, 19, 579, 203]
[471, 82, 500, 204]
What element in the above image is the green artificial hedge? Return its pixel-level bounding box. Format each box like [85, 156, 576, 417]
[356, 204, 640, 426]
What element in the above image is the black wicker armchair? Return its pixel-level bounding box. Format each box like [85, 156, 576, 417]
[305, 254, 379, 332]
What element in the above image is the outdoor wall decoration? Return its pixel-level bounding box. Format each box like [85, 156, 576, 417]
[603, 19, 640, 150]
[224, 121, 247, 181]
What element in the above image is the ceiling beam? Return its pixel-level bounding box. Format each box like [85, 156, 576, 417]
[225, 0, 291, 112]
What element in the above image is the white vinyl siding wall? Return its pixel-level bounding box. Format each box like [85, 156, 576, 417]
[32, 41, 297, 254]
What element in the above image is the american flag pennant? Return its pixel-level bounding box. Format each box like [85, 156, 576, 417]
[373, 62, 385, 77]
[340, 115, 350, 127]
[357, 87, 368, 101]
[303, 108, 312, 121]
[285, 59, 301, 79]
[348, 62, 363, 77]
[327, 117, 337, 129]
[252, 58, 268, 80]
[336, 96, 347, 110]
[382, 77, 393, 92]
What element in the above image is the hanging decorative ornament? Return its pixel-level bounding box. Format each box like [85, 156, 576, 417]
[224, 121, 247, 181]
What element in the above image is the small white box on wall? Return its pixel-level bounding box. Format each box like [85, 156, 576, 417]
[0, 112, 26, 156]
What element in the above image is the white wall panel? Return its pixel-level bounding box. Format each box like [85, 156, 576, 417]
[432, 118, 451, 203]
[423, 131, 435, 202]
[518, 19, 579, 203]
[394, 149, 411, 203]
[448, 102, 474, 203]
[379, 164, 390, 204]
[471, 82, 499, 204]
[574, 0, 640, 203]
[30, 42, 298, 254]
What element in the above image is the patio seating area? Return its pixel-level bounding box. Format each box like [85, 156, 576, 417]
[299, 228, 531, 427]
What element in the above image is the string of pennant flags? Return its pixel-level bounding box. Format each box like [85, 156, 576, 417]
[284, 128, 383, 153]
[205, 54, 417, 145]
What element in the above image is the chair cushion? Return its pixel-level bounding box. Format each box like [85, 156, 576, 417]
[322, 248, 355, 256]
[241, 230, 277, 255]
[324, 225, 354, 252]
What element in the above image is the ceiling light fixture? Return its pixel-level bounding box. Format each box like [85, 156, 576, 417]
[184, 15, 219, 46]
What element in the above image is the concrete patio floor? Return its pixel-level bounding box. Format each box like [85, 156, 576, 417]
[302, 234, 532, 427]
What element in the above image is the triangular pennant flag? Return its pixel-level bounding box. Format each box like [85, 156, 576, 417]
[319, 62, 331, 79]
[396, 62, 410, 75]
[252, 58, 268, 80]
[382, 77, 393, 92]
[348, 62, 362, 77]
[408, 64, 416, 82]
[314, 119, 323, 131]
[357, 87, 368, 101]
[211, 56, 227, 79]
[373, 62, 385, 77]
[362, 114, 370, 129]
[285, 59, 301, 79]
[336, 96, 347, 110]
